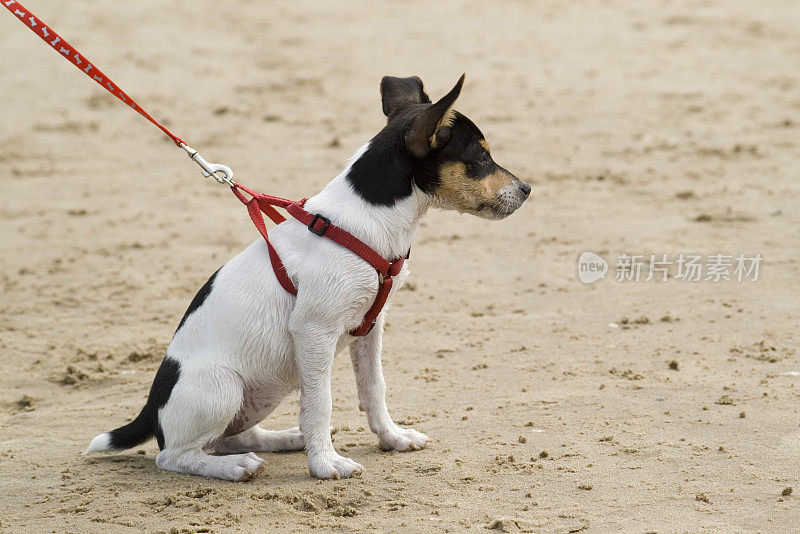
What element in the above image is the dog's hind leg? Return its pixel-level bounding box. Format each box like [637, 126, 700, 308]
[350, 314, 429, 452]
[214, 425, 338, 454]
[154, 365, 265, 481]
[214, 426, 306, 453]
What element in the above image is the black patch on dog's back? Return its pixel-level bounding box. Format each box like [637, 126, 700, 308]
[175, 268, 220, 333]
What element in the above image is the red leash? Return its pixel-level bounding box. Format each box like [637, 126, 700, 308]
[3, 0, 185, 147]
[4, 0, 402, 336]
[3, 0, 234, 183]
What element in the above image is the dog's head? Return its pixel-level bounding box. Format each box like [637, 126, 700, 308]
[379, 74, 531, 219]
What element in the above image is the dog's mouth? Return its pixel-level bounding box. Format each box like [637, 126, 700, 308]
[474, 189, 531, 220]
[474, 203, 516, 220]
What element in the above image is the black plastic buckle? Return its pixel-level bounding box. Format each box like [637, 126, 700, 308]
[308, 214, 330, 236]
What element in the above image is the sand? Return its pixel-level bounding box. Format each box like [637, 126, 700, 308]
[2, 0, 799, 532]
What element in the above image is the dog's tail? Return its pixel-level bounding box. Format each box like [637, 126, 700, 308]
[85, 357, 181, 454]
[85, 409, 154, 453]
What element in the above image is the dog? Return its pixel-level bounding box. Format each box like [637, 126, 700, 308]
[86, 74, 531, 481]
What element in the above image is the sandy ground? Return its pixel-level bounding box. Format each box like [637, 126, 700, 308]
[2, 0, 800, 532]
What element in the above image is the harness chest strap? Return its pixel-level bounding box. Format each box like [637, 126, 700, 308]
[231, 183, 405, 336]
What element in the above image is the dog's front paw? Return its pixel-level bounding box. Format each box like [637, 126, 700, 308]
[308, 452, 363, 479]
[379, 427, 429, 452]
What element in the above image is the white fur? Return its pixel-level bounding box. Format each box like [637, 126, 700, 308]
[89, 142, 435, 480]
[85, 432, 112, 454]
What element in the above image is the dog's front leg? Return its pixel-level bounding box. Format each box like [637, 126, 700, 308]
[293, 325, 363, 479]
[350, 314, 429, 452]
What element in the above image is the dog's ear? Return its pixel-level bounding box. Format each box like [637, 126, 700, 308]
[380, 76, 430, 117]
[405, 74, 465, 159]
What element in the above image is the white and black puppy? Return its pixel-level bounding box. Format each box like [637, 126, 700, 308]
[86, 74, 531, 481]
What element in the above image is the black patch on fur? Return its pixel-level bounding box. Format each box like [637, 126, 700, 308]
[151, 358, 181, 450]
[347, 121, 416, 206]
[175, 268, 220, 333]
[107, 357, 181, 450]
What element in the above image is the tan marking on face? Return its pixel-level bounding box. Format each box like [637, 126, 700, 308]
[479, 139, 491, 153]
[434, 162, 514, 213]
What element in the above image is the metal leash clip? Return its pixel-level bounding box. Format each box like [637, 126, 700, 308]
[179, 143, 234, 186]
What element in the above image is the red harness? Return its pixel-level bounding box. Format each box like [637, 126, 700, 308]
[4, 0, 401, 335]
[231, 183, 404, 336]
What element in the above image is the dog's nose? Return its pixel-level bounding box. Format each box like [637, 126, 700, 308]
[518, 181, 532, 198]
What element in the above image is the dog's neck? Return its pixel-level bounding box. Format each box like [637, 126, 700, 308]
[303, 142, 430, 260]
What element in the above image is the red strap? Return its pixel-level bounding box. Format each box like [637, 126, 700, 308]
[349, 257, 405, 336]
[231, 183, 404, 336]
[3, 0, 185, 146]
[350, 277, 394, 336]
[285, 202, 392, 275]
[241, 194, 297, 295]
[267, 240, 297, 296]
[233, 185, 287, 225]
